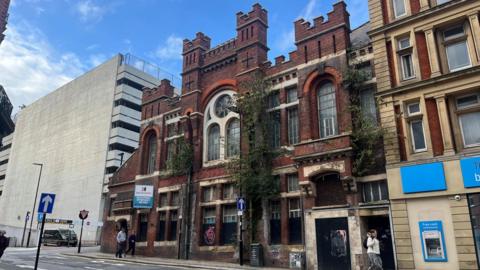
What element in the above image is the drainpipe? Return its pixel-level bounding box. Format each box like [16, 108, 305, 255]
[183, 113, 194, 260]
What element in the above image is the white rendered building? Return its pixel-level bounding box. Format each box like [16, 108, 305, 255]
[0, 54, 178, 245]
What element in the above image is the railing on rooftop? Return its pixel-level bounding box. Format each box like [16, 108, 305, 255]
[121, 53, 181, 88]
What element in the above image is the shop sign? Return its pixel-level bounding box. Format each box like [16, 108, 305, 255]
[460, 156, 480, 188]
[133, 185, 154, 209]
[419, 220, 447, 262]
[400, 162, 446, 193]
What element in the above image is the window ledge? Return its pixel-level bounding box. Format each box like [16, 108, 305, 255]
[153, 241, 176, 247]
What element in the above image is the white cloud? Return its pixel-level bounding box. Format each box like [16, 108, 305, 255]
[75, 0, 107, 23]
[0, 21, 86, 112]
[153, 34, 183, 61]
[88, 53, 107, 67]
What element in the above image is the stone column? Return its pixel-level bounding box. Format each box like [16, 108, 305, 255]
[419, 0, 429, 11]
[434, 94, 455, 155]
[424, 29, 442, 77]
[468, 13, 480, 63]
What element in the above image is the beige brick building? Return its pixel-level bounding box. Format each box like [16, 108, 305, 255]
[368, 0, 480, 269]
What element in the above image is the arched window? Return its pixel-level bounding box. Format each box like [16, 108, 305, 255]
[226, 118, 240, 157]
[203, 90, 239, 164]
[146, 134, 157, 174]
[317, 82, 337, 138]
[208, 124, 220, 161]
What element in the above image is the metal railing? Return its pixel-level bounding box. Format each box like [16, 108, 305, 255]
[121, 54, 181, 88]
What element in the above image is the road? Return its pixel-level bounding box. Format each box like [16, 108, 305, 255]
[0, 246, 192, 270]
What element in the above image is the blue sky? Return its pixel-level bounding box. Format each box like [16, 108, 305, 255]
[0, 0, 368, 112]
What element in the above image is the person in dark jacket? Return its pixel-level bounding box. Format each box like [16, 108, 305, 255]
[0, 230, 9, 259]
[125, 230, 136, 257]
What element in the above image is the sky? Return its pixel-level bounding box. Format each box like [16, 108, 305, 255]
[0, 0, 369, 114]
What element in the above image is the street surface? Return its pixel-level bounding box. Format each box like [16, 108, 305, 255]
[0, 246, 192, 270]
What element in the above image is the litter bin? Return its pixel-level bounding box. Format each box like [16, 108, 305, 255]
[250, 243, 264, 266]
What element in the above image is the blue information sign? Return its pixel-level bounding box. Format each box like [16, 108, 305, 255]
[133, 185, 154, 209]
[419, 220, 447, 262]
[38, 193, 56, 214]
[237, 198, 246, 211]
[460, 156, 480, 188]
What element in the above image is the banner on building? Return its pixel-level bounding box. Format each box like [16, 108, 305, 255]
[419, 220, 447, 262]
[133, 185, 154, 209]
[460, 156, 480, 188]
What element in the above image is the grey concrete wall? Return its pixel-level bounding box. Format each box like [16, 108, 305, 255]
[0, 55, 120, 243]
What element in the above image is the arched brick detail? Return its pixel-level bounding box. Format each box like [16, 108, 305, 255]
[201, 79, 237, 111]
[301, 67, 345, 140]
[139, 126, 161, 175]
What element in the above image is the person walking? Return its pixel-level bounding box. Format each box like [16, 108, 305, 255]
[115, 228, 126, 258]
[125, 230, 136, 257]
[367, 229, 383, 270]
[0, 231, 9, 259]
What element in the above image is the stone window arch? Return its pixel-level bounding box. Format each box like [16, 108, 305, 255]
[144, 131, 157, 174]
[203, 90, 238, 165]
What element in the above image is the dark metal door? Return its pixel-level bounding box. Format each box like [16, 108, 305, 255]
[315, 217, 351, 270]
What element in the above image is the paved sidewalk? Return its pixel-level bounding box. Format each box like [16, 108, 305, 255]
[61, 249, 284, 270]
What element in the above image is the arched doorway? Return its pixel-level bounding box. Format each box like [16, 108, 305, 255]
[116, 219, 128, 232]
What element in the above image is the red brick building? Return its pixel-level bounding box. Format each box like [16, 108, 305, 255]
[102, 2, 392, 269]
[0, 0, 10, 45]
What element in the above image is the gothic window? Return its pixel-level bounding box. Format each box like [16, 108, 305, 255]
[207, 124, 220, 161]
[203, 90, 239, 164]
[146, 134, 157, 174]
[317, 82, 338, 138]
[226, 118, 240, 157]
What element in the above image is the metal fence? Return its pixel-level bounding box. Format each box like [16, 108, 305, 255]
[121, 54, 181, 88]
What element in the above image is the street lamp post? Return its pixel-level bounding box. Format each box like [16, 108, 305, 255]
[27, 163, 43, 248]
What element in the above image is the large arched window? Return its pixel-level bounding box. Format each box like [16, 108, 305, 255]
[226, 118, 240, 157]
[208, 124, 220, 161]
[203, 90, 239, 164]
[146, 134, 157, 174]
[317, 82, 337, 138]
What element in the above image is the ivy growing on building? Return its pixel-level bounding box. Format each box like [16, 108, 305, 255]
[227, 72, 280, 242]
[343, 67, 385, 177]
[166, 137, 194, 176]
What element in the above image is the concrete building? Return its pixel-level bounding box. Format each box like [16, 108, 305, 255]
[0, 85, 14, 197]
[368, 0, 480, 269]
[0, 0, 10, 45]
[0, 54, 178, 245]
[0, 133, 13, 196]
[102, 3, 391, 269]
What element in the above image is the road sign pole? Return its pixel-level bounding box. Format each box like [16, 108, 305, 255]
[34, 212, 46, 270]
[21, 211, 30, 247]
[239, 214, 243, 266]
[78, 219, 84, 253]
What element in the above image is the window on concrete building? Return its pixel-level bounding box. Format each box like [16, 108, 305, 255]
[288, 198, 302, 244]
[397, 37, 415, 80]
[203, 186, 215, 202]
[146, 134, 157, 174]
[222, 183, 236, 200]
[207, 124, 220, 161]
[221, 205, 237, 245]
[317, 82, 338, 138]
[392, 0, 406, 18]
[169, 211, 178, 241]
[202, 207, 216, 245]
[269, 111, 281, 148]
[287, 174, 299, 192]
[156, 211, 166, 241]
[362, 181, 389, 203]
[406, 102, 427, 152]
[138, 213, 149, 242]
[288, 107, 299, 144]
[270, 200, 281, 244]
[444, 24, 471, 72]
[226, 118, 240, 157]
[456, 93, 480, 147]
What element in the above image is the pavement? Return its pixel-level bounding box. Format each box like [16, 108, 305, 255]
[0, 246, 284, 270]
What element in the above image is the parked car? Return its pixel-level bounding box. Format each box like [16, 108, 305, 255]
[43, 229, 77, 247]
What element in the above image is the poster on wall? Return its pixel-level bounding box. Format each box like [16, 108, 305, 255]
[419, 220, 448, 262]
[133, 185, 154, 208]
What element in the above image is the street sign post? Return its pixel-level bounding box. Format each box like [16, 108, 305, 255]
[78, 209, 89, 254]
[34, 193, 56, 270]
[237, 197, 246, 266]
